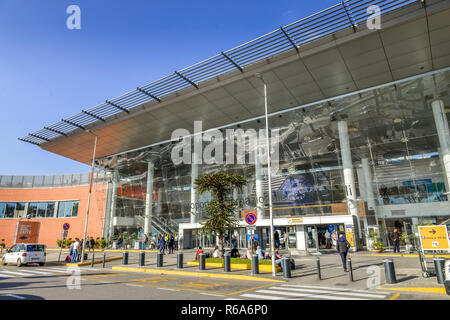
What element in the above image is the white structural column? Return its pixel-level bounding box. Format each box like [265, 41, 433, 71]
[361, 158, 376, 212]
[255, 146, 264, 220]
[432, 99, 450, 197]
[108, 171, 118, 238]
[190, 152, 200, 223]
[144, 162, 154, 235]
[338, 121, 358, 219]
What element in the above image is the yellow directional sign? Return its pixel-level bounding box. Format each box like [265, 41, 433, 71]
[345, 225, 355, 247]
[418, 225, 450, 251]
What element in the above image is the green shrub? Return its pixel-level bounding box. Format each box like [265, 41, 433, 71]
[56, 239, 63, 248]
[190, 257, 273, 265]
[371, 240, 385, 251]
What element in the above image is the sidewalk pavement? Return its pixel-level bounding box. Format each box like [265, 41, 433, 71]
[104, 248, 450, 298]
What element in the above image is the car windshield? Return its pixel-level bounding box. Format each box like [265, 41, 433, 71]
[26, 244, 45, 252]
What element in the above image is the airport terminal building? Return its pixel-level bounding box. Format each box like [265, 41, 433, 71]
[15, 0, 450, 251]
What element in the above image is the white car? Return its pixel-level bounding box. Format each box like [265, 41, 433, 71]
[1, 243, 46, 267]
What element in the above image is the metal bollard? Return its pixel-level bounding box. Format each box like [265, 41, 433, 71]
[199, 253, 206, 270]
[102, 252, 106, 268]
[91, 251, 95, 267]
[224, 254, 231, 272]
[434, 258, 446, 284]
[383, 259, 397, 284]
[177, 252, 183, 269]
[139, 252, 145, 267]
[282, 257, 291, 278]
[122, 251, 128, 265]
[252, 255, 259, 275]
[157, 252, 163, 267]
[316, 257, 322, 280]
[348, 258, 354, 282]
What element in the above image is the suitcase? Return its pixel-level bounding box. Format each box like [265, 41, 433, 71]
[84, 253, 88, 260]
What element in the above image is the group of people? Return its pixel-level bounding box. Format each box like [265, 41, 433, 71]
[67, 236, 96, 262]
[157, 233, 178, 254]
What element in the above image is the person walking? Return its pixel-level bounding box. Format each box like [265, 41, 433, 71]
[89, 237, 95, 252]
[274, 231, 280, 249]
[391, 228, 401, 253]
[71, 239, 79, 262]
[336, 233, 351, 272]
[117, 234, 123, 249]
[159, 235, 166, 255]
[168, 235, 174, 254]
[325, 230, 331, 249]
[144, 233, 149, 250]
[151, 235, 156, 249]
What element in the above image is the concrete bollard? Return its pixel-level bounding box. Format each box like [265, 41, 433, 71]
[199, 253, 206, 270]
[102, 252, 106, 268]
[383, 259, 397, 284]
[282, 257, 291, 278]
[316, 257, 322, 280]
[177, 252, 183, 269]
[122, 251, 128, 265]
[157, 252, 163, 267]
[434, 258, 446, 284]
[224, 254, 231, 272]
[139, 252, 145, 267]
[348, 258, 353, 282]
[252, 255, 259, 275]
[91, 251, 95, 267]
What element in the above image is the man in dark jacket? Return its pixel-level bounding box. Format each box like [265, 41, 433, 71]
[336, 233, 351, 272]
[391, 229, 401, 253]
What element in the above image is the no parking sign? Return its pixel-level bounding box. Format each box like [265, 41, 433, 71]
[245, 212, 257, 225]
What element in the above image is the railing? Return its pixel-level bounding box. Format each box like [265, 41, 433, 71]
[19, 0, 419, 146]
[0, 172, 107, 188]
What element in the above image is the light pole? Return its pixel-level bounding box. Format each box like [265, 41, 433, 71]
[81, 130, 98, 263]
[255, 73, 276, 277]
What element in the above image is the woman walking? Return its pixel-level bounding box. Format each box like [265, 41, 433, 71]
[336, 233, 351, 272]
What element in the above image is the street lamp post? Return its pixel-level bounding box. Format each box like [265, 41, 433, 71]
[81, 130, 98, 263]
[255, 73, 276, 277]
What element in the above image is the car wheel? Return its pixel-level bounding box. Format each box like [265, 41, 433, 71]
[17, 259, 22, 267]
[1, 258, 6, 266]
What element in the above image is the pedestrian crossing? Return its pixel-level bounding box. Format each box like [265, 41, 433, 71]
[0, 267, 103, 279]
[225, 284, 390, 300]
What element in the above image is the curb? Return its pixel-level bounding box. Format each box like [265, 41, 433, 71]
[46, 249, 159, 253]
[112, 266, 286, 283]
[362, 253, 450, 258]
[46, 256, 122, 267]
[381, 285, 447, 295]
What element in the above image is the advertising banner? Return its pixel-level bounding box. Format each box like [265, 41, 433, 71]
[15, 221, 40, 244]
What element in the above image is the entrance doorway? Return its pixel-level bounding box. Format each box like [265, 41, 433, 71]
[306, 224, 345, 251]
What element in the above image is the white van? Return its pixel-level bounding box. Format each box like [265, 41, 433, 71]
[1, 243, 46, 266]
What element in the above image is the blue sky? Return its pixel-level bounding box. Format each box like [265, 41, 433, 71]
[0, 0, 338, 175]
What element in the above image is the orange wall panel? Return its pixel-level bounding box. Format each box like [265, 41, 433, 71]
[0, 184, 108, 248]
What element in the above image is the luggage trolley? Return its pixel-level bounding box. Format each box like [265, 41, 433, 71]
[416, 242, 436, 278]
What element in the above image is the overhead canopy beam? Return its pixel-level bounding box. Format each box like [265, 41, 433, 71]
[136, 87, 161, 102]
[18, 138, 40, 146]
[82, 110, 106, 122]
[61, 119, 86, 130]
[28, 133, 50, 142]
[279, 26, 298, 52]
[174, 71, 198, 89]
[105, 100, 130, 114]
[221, 52, 244, 72]
[44, 126, 67, 136]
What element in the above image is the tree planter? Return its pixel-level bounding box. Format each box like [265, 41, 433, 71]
[372, 250, 383, 253]
[187, 261, 282, 272]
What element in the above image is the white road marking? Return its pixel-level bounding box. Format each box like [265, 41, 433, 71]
[255, 289, 365, 300]
[0, 273, 14, 278]
[240, 293, 285, 300]
[126, 284, 144, 288]
[280, 284, 389, 294]
[19, 270, 52, 275]
[1, 294, 25, 300]
[273, 286, 386, 299]
[157, 288, 180, 292]
[0, 270, 38, 277]
[200, 293, 225, 297]
[35, 268, 68, 274]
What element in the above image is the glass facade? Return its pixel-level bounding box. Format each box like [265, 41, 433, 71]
[0, 201, 73, 219]
[102, 69, 450, 249]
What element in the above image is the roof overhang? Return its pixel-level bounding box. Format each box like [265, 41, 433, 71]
[23, 0, 450, 165]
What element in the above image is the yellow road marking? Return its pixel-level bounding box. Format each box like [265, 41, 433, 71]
[389, 293, 400, 300]
[131, 276, 178, 283]
[381, 286, 447, 294]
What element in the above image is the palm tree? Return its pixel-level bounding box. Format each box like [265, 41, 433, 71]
[194, 171, 246, 258]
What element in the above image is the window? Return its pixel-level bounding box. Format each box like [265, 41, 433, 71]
[5, 203, 15, 218]
[28, 202, 38, 218]
[58, 201, 79, 217]
[26, 244, 45, 252]
[46, 202, 55, 218]
[37, 202, 47, 218]
[0, 203, 5, 218]
[14, 202, 26, 218]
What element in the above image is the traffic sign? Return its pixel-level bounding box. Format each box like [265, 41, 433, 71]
[63, 223, 70, 231]
[245, 212, 257, 225]
[418, 225, 450, 251]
